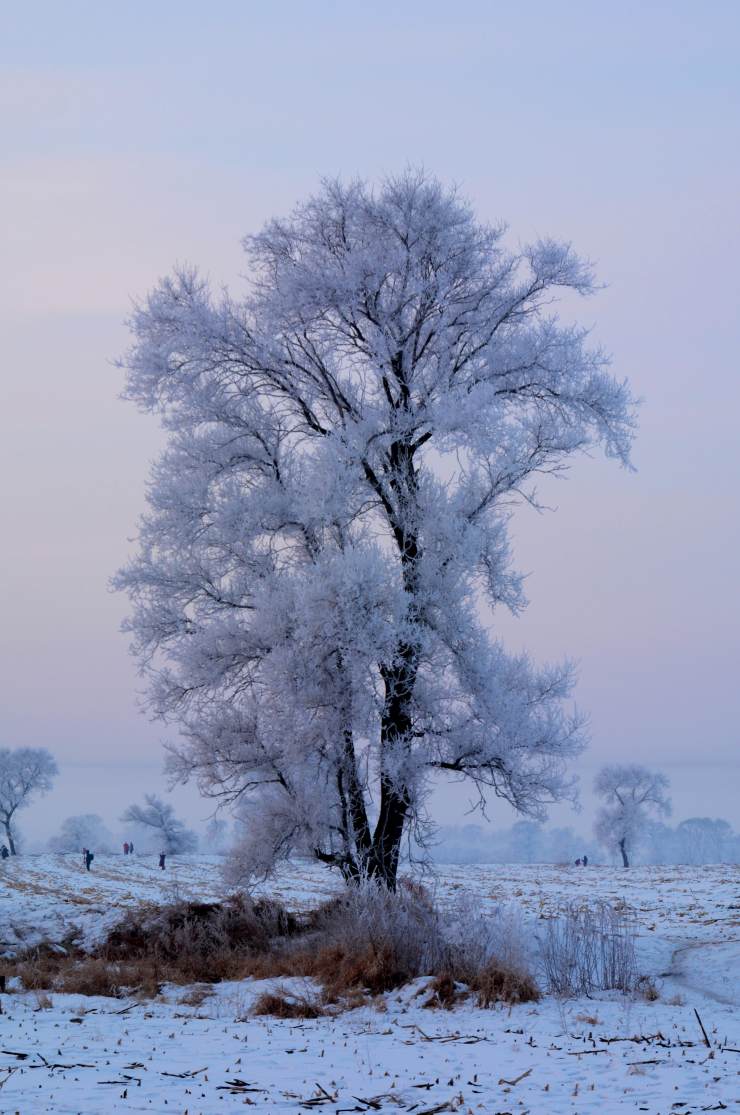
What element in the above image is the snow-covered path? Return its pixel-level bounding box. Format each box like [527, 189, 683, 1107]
[670, 939, 740, 1006]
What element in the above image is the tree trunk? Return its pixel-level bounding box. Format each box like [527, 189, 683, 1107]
[367, 632, 418, 888]
[619, 838, 629, 868]
[3, 819, 16, 856]
[366, 433, 422, 890]
[367, 780, 409, 889]
[342, 429, 421, 891]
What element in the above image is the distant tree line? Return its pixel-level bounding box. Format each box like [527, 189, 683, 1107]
[427, 816, 740, 865]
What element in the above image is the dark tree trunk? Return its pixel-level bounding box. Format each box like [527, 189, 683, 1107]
[365, 432, 422, 890]
[3, 819, 16, 856]
[335, 425, 421, 891]
[619, 838, 629, 868]
[366, 628, 418, 888]
[367, 781, 409, 889]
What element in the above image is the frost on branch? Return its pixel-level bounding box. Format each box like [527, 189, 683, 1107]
[115, 170, 637, 887]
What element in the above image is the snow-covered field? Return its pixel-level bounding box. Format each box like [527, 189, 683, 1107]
[0, 855, 738, 1113]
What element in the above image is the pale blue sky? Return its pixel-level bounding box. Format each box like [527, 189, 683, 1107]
[1, 1, 738, 840]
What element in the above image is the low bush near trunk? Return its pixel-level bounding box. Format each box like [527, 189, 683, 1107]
[3, 884, 541, 1010]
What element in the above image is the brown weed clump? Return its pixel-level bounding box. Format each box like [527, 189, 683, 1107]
[252, 988, 325, 1019]
[3, 884, 541, 1012]
[470, 960, 540, 1006]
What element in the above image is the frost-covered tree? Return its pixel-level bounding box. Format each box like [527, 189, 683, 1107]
[48, 813, 115, 854]
[0, 747, 58, 855]
[116, 170, 636, 888]
[121, 794, 198, 854]
[594, 764, 671, 867]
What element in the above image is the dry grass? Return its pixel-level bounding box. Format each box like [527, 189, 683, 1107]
[252, 988, 326, 1019]
[538, 901, 638, 996]
[3, 895, 298, 998]
[636, 975, 660, 1001]
[57, 958, 160, 998]
[421, 973, 460, 1009]
[3, 884, 540, 1013]
[310, 942, 415, 998]
[178, 984, 214, 1008]
[471, 960, 539, 1007]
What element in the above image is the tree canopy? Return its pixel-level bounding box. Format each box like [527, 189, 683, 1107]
[594, 764, 671, 867]
[121, 794, 198, 854]
[0, 747, 58, 855]
[117, 170, 636, 887]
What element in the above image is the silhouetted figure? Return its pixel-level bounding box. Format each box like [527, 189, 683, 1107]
[123, 842, 129, 856]
[129, 841, 134, 854]
[0, 845, 9, 859]
[575, 858, 582, 866]
[582, 854, 588, 866]
[85, 849, 94, 871]
[158, 852, 166, 870]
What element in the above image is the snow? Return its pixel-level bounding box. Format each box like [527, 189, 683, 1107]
[0, 856, 738, 1112]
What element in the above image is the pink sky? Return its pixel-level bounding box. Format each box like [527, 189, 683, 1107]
[2, 1, 738, 840]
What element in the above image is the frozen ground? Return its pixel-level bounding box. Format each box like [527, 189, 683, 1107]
[0, 855, 738, 1113]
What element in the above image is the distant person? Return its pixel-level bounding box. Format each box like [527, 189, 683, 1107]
[582, 854, 588, 866]
[0, 845, 8, 860]
[123, 842, 129, 856]
[158, 852, 166, 870]
[575, 858, 582, 866]
[129, 841, 134, 854]
[82, 847, 88, 866]
[85, 849, 94, 872]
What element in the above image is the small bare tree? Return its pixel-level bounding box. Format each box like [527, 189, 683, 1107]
[0, 747, 58, 855]
[121, 794, 198, 854]
[594, 764, 670, 867]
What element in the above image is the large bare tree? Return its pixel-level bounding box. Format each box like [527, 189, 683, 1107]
[116, 171, 636, 888]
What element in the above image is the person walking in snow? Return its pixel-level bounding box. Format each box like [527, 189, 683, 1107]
[129, 840, 134, 854]
[158, 851, 166, 870]
[0, 845, 8, 860]
[582, 854, 588, 866]
[85, 849, 94, 871]
[123, 841, 129, 856]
